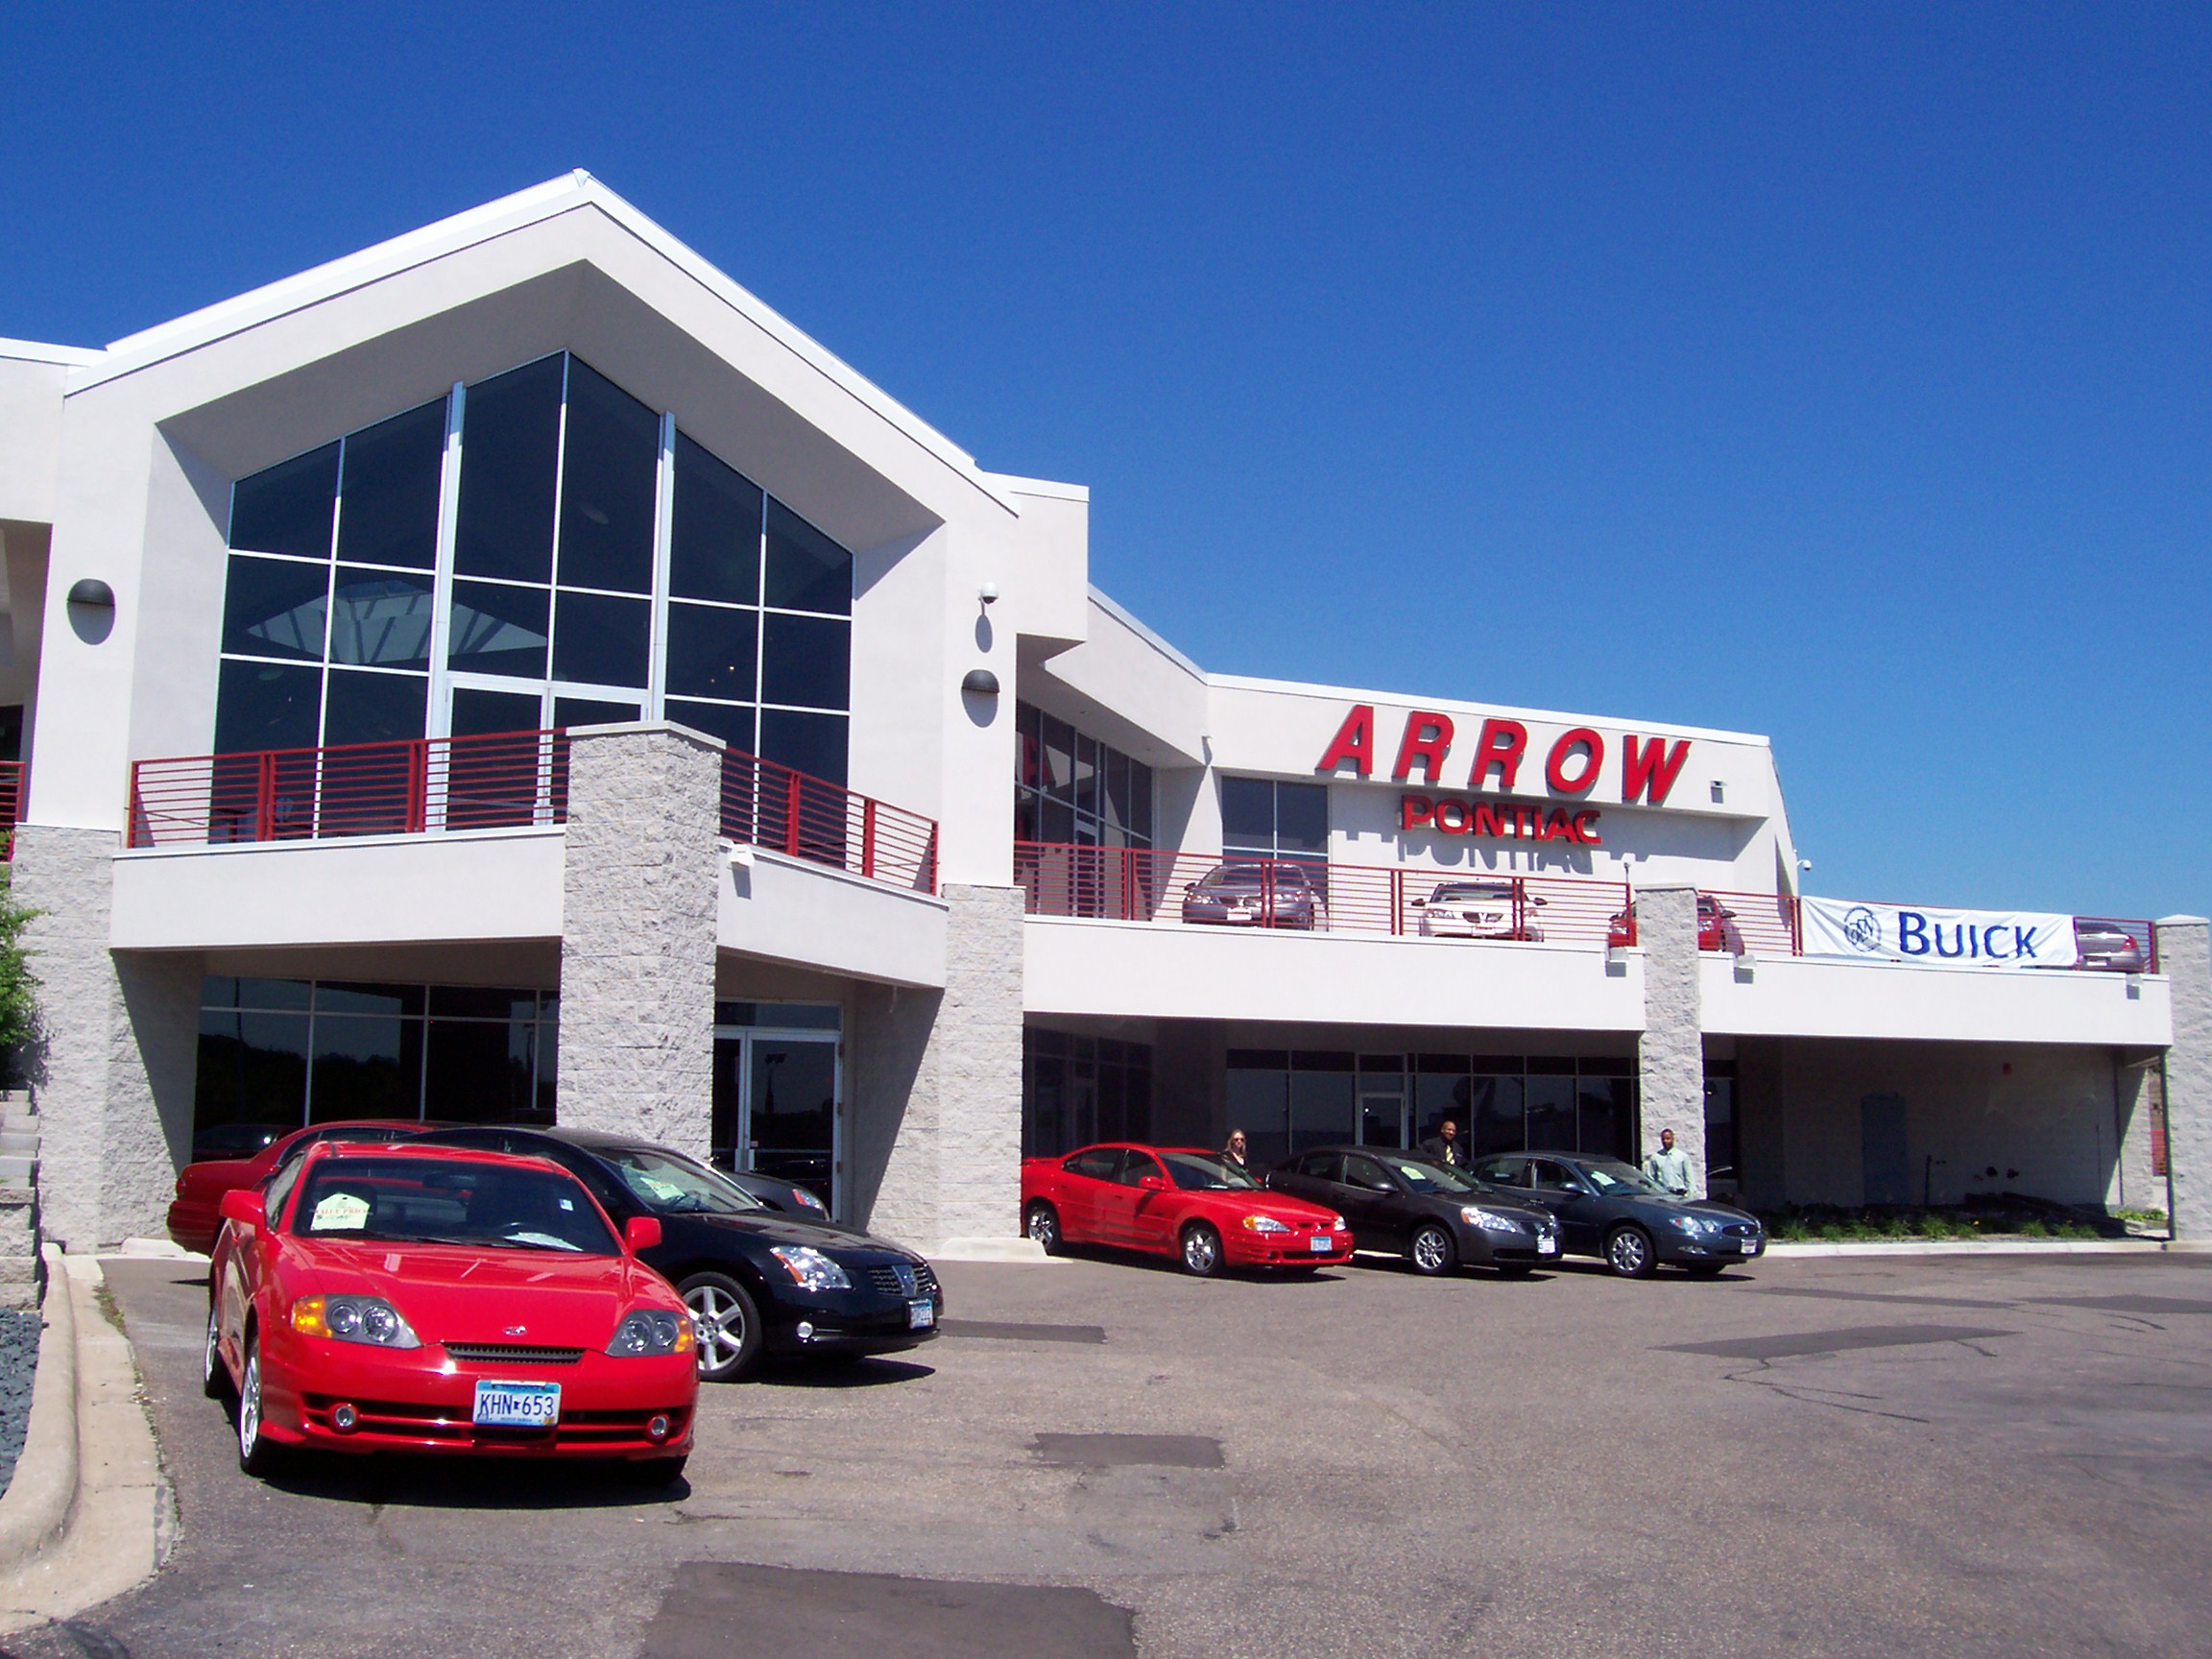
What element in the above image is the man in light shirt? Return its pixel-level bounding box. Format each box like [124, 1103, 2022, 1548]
[1645, 1127, 1692, 1196]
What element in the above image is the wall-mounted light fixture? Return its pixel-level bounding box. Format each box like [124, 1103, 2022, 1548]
[961, 668, 1000, 696]
[66, 577, 116, 644]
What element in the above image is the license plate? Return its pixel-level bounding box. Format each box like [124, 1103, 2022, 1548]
[1537, 1236, 1559, 1255]
[472, 1380, 559, 1429]
[907, 1299, 935, 1330]
[1739, 1238, 1761, 1256]
[1309, 1234, 1334, 1252]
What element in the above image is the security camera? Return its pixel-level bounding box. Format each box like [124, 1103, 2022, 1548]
[977, 583, 999, 605]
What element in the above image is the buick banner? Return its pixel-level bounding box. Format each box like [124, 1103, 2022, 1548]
[1800, 898, 2078, 971]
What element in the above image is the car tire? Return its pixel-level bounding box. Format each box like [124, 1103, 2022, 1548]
[1024, 1201, 1064, 1257]
[202, 1297, 229, 1401]
[625, 1455, 688, 1487]
[680, 1273, 764, 1383]
[235, 1331, 286, 1479]
[1604, 1225, 1656, 1279]
[1407, 1223, 1456, 1277]
[1179, 1221, 1224, 1278]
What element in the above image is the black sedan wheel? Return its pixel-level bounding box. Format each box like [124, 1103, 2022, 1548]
[1180, 1221, 1223, 1277]
[1024, 1201, 1063, 1256]
[1605, 1225, 1656, 1279]
[1407, 1223, 1455, 1276]
[681, 1272, 764, 1382]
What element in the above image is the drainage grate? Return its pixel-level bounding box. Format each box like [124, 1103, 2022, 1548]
[1028, 1432, 1224, 1469]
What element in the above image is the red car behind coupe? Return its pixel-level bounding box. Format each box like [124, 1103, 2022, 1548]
[1022, 1142, 1350, 1275]
[205, 1142, 697, 1482]
[168, 1119, 445, 1255]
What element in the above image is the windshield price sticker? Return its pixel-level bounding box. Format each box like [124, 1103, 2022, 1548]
[472, 1380, 560, 1429]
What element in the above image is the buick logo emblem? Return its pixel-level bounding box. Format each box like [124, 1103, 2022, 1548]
[893, 1263, 918, 1297]
[1842, 905, 1882, 952]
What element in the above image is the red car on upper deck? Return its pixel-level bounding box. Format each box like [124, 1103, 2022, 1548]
[1021, 1142, 1351, 1276]
[204, 1142, 696, 1481]
[168, 1120, 445, 1254]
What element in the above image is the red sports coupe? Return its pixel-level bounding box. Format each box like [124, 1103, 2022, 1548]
[1021, 1142, 1351, 1276]
[204, 1142, 697, 1482]
[168, 1119, 445, 1254]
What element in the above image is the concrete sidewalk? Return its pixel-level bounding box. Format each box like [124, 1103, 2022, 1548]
[0, 1249, 170, 1633]
[1765, 1237, 2177, 1259]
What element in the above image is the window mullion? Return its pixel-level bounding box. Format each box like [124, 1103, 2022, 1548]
[649, 410, 674, 718]
[426, 381, 466, 744]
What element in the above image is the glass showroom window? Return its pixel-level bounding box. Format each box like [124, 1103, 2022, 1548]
[215, 351, 855, 790]
[193, 976, 557, 1142]
[1013, 702, 1153, 849]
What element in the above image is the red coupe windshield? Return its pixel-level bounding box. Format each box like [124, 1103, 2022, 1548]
[290, 1156, 619, 1254]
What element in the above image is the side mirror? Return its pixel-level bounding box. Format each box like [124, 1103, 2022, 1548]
[624, 1215, 663, 1253]
[1409, 898, 1426, 907]
[219, 1189, 265, 1228]
[1137, 1173, 1167, 1192]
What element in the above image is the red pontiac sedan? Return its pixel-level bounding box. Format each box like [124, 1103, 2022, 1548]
[168, 1119, 445, 1254]
[205, 1142, 697, 1483]
[1021, 1143, 1351, 1276]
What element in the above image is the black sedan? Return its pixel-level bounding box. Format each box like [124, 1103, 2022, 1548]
[416, 1125, 942, 1380]
[1469, 1151, 1764, 1278]
[715, 1164, 834, 1222]
[1266, 1147, 1560, 1275]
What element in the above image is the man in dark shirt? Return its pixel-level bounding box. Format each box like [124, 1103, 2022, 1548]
[1418, 1118, 1469, 1168]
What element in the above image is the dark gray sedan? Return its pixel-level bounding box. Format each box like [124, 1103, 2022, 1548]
[1266, 1147, 1559, 1274]
[1470, 1151, 1764, 1278]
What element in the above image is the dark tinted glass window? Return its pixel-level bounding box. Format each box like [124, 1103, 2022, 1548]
[759, 709, 847, 786]
[556, 359, 658, 594]
[665, 603, 757, 701]
[455, 355, 562, 583]
[449, 686, 541, 737]
[552, 695, 640, 730]
[670, 433, 762, 604]
[759, 612, 849, 710]
[1041, 715, 1074, 800]
[307, 1014, 422, 1122]
[229, 444, 338, 558]
[317, 982, 424, 1017]
[1221, 776, 1274, 846]
[1065, 1147, 1121, 1181]
[196, 1007, 310, 1131]
[321, 670, 425, 748]
[328, 569, 433, 668]
[1118, 1153, 1165, 1187]
[762, 499, 851, 614]
[222, 556, 328, 661]
[424, 1021, 538, 1123]
[551, 590, 650, 688]
[1275, 781, 1329, 854]
[337, 399, 444, 570]
[665, 698, 755, 752]
[447, 582, 549, 677]
[215, 661, 321, 754]
[427, 986, 539, 1020]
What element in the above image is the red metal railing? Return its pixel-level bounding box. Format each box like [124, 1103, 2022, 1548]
[722, 750, 938, 894]
[2072, 916, 2158, 974]
[0, 762, 19, 861]
[128, 731, 572, 848]
[1016, 842, 1631, 949]
[1700, 889, 1802, 957]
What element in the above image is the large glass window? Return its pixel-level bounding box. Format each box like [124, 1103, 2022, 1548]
[214, 352, 854, 789]
[1021, 1028, 1154, 1158]
[1013, 701, 1155, 851]
[192, 975, 558, 1142]
[1222, 777, 1329, 863]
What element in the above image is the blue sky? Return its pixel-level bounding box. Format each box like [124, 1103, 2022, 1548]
[5, 3, 2205, 921]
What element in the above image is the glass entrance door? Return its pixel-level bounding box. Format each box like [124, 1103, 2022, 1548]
[1357, 1054, 1407, 1147]
[711, 1025, 840, 1214]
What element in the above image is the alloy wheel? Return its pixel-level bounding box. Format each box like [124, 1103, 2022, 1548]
[1410, 1225, 1453, 1275]
[238, 1344, 263, 1463]
[202, 1300, 227, 1400]
[1606, 1226, 1653, 1279]
[1181, 1223, 1221, 1277]
[1025, 1204, 1061, 1254]
[685, 1284, 747, 1377]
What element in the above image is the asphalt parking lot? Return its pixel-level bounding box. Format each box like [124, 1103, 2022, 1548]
[12, 1246, 2212, 1659]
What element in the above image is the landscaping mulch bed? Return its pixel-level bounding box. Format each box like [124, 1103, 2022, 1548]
[0, 1307, 39, 1499]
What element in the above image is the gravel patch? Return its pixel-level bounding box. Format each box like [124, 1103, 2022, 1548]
[0, 1307, 40, 1498]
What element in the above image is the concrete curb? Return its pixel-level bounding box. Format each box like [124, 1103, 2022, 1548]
[1765, 1238, 2176, 1259]
[0, 1252, 171, 1633]
[0, 1245, 77, 1568]
[933, 1237, 1063, 1264]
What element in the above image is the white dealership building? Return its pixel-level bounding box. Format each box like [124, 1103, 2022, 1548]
[1, 174, 2204, 1251]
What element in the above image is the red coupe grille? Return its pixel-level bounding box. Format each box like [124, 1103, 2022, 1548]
[442, 1342, 586, 1366]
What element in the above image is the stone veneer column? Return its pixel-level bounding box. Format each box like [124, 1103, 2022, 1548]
[2154, 916, 2211, 1241]
[1636, 883, 1707, 1198]
[861, 884, 1023, 1248]
[554, 725, 722, 1160]
[13, 827, 201, 1248]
